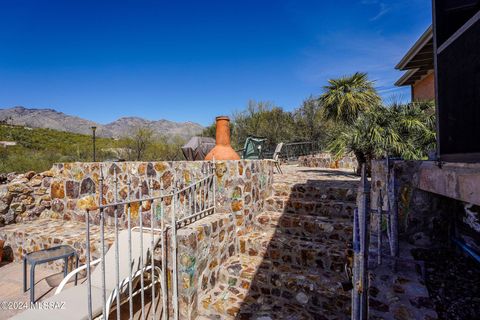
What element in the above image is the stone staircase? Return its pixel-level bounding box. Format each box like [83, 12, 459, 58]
[198, 167, 359, 319]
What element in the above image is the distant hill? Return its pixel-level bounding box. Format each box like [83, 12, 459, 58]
[0, 106, 204, 139]
[0, 123, 119, 173]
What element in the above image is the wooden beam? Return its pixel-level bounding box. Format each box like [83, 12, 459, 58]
[405, 59, 434, 69]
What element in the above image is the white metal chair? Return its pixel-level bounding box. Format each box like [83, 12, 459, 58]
[272, 142, 284, 173]
[12, 228, 163, 320]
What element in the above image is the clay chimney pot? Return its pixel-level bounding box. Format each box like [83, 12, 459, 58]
[205, 116, 240, 161]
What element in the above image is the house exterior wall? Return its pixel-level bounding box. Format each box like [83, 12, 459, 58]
[417, 161, 480, 206]
[412, 72, 435, 101]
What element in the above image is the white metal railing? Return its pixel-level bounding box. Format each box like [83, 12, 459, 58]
[58, 161, 216, 320]
[170, 165, 216, 320]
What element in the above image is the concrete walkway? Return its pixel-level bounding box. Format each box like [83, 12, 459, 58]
[0, 262, 56, 319]
[0, 260, 162, 319]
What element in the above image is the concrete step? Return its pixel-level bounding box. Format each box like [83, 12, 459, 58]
[239, 229, 348, 272]
[253, 211, 352, 243]
[265, 197, 356, 219]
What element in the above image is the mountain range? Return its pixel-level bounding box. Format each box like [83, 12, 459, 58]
[0, 106, 204, 139]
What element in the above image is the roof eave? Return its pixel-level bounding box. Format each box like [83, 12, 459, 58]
[395, 69, 419, 87]
[395, 26, 433, 70]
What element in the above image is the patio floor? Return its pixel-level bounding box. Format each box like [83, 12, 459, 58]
[0, 262, 54, 319]
[0, 260, 162, 319]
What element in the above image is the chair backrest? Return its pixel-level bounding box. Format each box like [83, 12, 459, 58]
[242, 137, 267, 159]
[90, 229, 160, 291]
[273, 142, 284, 161]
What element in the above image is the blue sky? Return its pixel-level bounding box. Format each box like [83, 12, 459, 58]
[0, 0, 432, 126]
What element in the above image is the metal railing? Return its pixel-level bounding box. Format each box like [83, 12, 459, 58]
[351, 159, 399, 320]
[282, 141, 318, 161]
[64, 161, 216, 319]
[372, 157, 399, 266]
[352, 165, 370, 320]
[263, 141, 320, 160]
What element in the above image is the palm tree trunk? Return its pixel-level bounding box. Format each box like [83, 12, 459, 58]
[354, 150, 367, 175]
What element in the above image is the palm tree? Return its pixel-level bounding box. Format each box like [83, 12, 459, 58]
[319, 72, 380, 125]
[327, 102, 436, 173]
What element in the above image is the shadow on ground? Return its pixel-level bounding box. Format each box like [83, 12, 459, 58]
[232, 176, 358, 320]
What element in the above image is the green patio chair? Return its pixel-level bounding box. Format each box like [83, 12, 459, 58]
[241, 136, 267, 159]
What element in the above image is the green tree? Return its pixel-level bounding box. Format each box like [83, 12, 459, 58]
[121, 127, 155, 161]
[319, 72, 380, 125]
[145, 135, 186, 161]
[232, 100, 295, 150]
[293, 97, 339, 149]
[201, 123, 216, 139]
[327, 101, 436, 173]
[0, 124, 121, 173]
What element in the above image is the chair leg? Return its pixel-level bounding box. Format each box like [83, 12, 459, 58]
[74, 255, 79, 285]
[276, 163, 283, 174]
[23, 257, 27, 292]
[30, 263, 35, 303]
[63, 257, 68, 278]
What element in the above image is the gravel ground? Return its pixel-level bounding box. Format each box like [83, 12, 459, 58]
[412, 247, 480, 320]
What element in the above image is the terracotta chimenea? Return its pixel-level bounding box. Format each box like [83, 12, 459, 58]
[205, 116, 240, 161]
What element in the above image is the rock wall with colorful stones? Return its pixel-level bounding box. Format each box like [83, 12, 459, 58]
[1, 160, 274, 228]
[370, 160, 453, 246]
[299, 152, 357, 170]
[176, 213, 237, 319]
[372, 160, 480, 253]
[0, 170, 54, 226]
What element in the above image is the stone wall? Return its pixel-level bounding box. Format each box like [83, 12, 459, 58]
[176, 213, 237, 319]
[1, 160, 274, 318]
[370, 160, 437, 240]
[0, 170, 54, 226]
[370, 160, 479, 248]
[298, 152, 357, 170]
[1, 160, 274, 229]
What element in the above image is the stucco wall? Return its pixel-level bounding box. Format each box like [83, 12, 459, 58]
[418, 161, 480, 206]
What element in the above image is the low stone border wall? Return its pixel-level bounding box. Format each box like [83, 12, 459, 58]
[298, 152, 357, 170]
[175, 212, 237, 319]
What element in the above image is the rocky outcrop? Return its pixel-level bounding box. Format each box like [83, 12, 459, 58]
[0, 171, 52, 226]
